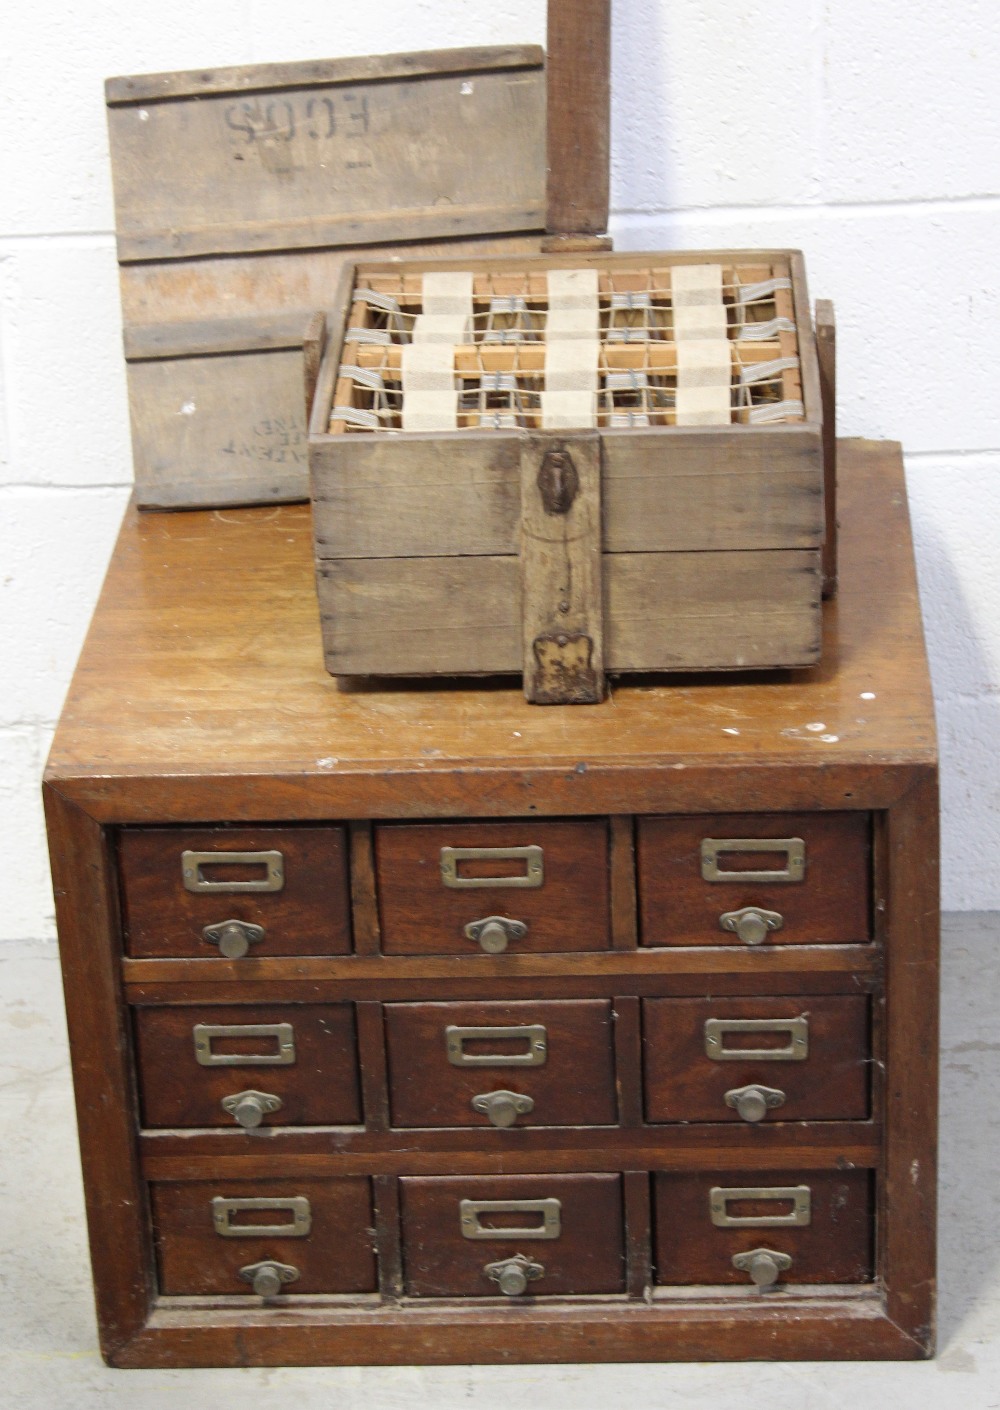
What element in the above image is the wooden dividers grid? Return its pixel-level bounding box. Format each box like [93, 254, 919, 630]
[329, 261, 806, 435]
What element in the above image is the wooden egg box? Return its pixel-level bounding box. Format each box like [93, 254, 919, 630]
[308, 249, 837, 704]
[105, 44, 555, 509]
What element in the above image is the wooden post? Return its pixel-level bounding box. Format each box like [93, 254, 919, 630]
[546, 0, 611, 234]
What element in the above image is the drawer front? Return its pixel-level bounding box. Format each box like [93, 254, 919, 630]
[643, 995, 870, 1124]
[150, 1177, 376, 1295]
[400, 1174, 625, 1297]
[654, 1169, 873, 1286]
[385, 999, 617, 1129]
[638, 812, 870, 946]
[135, 1003, 362, 1129]
[120, 826, 352, 958]
[375, 820, 610, 954]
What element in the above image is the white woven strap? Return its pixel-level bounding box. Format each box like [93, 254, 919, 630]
[400, 343, 457, 431]
[540, 391, 596, 428]
[672, 264, 732, 426]
[411, 313, 472, 344]
[421, 271, 474, 316]
[547, 267, 599, 309]
[542, 269, 600, 428]
[401, 390, 459, 432]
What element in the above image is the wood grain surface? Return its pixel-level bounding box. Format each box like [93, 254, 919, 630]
[150, 1176, 376, 1295]
[642, 994, 870, 1123]
[318, 549, 821, 677]
[637, 811, 871, 946]
[46, 442, 933, 817]
[399, 1173, 625, 1296]
[384, 999, 617, 1128]
[546, 0, 610, 233]
[374, 820, 611, 954]
[654, 1169, 873, 1285]
[119, 825, 352, 957]
[107, 49, 547, 261]
[134, 1002, 361, 1128]
[310, 425, 823, 559]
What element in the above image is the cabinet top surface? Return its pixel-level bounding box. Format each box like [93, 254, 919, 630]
[46, 440, 935, 813]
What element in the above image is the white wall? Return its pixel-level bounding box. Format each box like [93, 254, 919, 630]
[2, 1, 997, 941]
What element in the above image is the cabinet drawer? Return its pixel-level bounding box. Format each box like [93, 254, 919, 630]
[385, 999, 617, 1129]
[638, 812, 870, 946]
[654, 1169, 873, 1287]
[134, 1003, 362, 1129]
[643, 995, 870, 1124]
[400, 1174, 625, 1297]
[375, 820, 610, 954]
[120, 826, 352, 958]
[150, 1177, 376, 1296]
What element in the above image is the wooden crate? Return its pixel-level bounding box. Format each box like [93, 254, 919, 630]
[309, 249, 834, 702]
[106, 46, 553, 508]
[104, 0, 613, 509]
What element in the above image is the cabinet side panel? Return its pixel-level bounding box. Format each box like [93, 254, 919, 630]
[43, 790, 152, 1357]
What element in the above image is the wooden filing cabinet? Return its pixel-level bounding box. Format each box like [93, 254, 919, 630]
[44, 440, 938, 1365]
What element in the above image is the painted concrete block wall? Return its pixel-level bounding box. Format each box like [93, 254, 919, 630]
[1, 1, 997, 941]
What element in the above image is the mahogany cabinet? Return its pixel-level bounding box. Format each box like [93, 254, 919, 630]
[44, 441, 938, 1365]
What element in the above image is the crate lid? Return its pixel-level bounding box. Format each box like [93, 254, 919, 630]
[105, 5, 611, 508]
[106, 46, 557, 262]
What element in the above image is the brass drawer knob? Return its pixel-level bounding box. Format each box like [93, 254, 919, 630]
[238, 1260, 300, 1297]
[201, 918, 266, 958]
[731, 1248, 792, 1289]
[484, 1254, 545, 1296]
[470, 1089, 535, 1128]
[724, 1084, 787, 1123]
[463, 915, 529, 954]
[718, 907, 784, 946]
[221, 1089, 283, 1129]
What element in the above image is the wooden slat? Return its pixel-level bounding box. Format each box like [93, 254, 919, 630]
[127, 347, 309, 508]
[355, 1000, 390, 1132]
[373, 1175, 404, 1300]
[816, 298, 838, 597]
[613, 996, 643, 1127]
[113, 1296, 924, 1368]
[122, 952, 882, 1005]
[123, 311, 310, 361]
[610, 816, 638, 951]
[606, 550, 822, 671]
[311, 425, 822, 560]
[881, 766, 939, 1353]
[624, 1172, 653, 1299]
[546, 0, 611, 233]
[342, 338, 789, 377]
[106, 45, 546, 104]
[108, 57, 547, 262]
[302, 310, 327, 426]
[348, 821, 382, 956]
[139, 1128, 883, 1179]
[119, 205, 549, 265]
[520, 431, 604, 702]
[317, 549, 822, 677]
